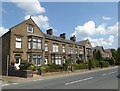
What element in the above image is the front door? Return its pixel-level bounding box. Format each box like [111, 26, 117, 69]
[15, 55, 21, 70]
[45, 57, 48, 65]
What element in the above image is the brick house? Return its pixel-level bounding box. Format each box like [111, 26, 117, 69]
[2, 17, 91, 75]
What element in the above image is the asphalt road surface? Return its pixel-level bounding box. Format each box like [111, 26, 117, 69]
[2, 67, 119, 89]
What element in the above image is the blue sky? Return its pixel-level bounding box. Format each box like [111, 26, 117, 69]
[1, 1, 118, 49]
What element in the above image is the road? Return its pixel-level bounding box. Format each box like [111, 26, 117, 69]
[2, 67, 119, 89]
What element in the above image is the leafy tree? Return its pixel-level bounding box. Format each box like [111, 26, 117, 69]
[111, 49, 117, 60]
[116, 48, 120, 65]
[93, 50, 102, 61]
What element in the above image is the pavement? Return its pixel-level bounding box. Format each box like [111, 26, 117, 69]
[1, 66, 119, 89]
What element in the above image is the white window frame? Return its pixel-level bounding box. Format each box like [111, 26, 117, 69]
[53, 44, 59, 53]
[45, 43, 48, 51]
[33, 38, 42, 49]
[38, 39, 42, 49]
[27, 25, 33, 33]
[33, 55, 41, 66]
[63, 45, 65, 53]
[16, 37, 22, 49]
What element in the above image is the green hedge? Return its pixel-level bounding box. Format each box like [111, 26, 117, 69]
[103, 58, 115, 66]
[88, 59, 100, 69]
[99, 61, 110, 67]
[74, 63, 87, 70]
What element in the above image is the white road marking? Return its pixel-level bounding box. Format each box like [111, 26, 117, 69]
[65, 77, 94, 85]
[102, 71, 117, 76]
[12, 83, 19, 85]
[2, 84, 11, 87]
[33, 80, 38, 82]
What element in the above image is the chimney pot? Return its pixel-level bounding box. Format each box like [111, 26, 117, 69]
[60, 33, 66, 39]
[46, 29, 53, 35]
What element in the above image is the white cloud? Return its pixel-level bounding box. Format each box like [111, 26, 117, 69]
[72, 21, 118, 37]
[96, 24, 106, 35]
[25, 15, 50, 30]
[108, 35, 115, 43]
[0, 27, 9, 37]
[11, 0, 45, 14]
[72, 21, 95, 36]
[102, 16, 111, 20]
[84, 35, 117, 48]
[107, 22, 118, 35]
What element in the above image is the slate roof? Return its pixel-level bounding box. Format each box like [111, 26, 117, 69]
[92, 46, 105, 52]
[104, 49, 111, 53]
[44, 34, 75, 44]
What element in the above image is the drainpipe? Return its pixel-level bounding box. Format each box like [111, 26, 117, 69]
[6, 55, 9, 76]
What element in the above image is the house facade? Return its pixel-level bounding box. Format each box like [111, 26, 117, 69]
[104, 49, 113, 59]
[2, 17, 88, 75]
[76, 39, 93, 61]
[92, 46, 113, 59]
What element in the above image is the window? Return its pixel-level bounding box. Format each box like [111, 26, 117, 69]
[33, 39, 37, 49]
[51, 56, 55, 63]
[28, 55, 31, 62]
[37, 55, 41, 65]
[33, 55, 41, 66]
[75, 47, 78, 54]
[27, 25, 33, 33]
[53, 44, 59, 52]
[45, 43, 48, 51]
[16, 37, 22, 48]
[52, 56, 61, 65]
[33, 38, 41, 49]
[80, 48, 84, 54]
[28, 38, 32, 49]
[55, 56, 62, 65]
[69, 46, 73, 54]
[38, 39, 41, 49]
[15, 55, 21, 64]
[63, 45, 65, 53]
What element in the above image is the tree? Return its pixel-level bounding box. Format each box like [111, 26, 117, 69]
[93, 50, 102, 61]
[116, 48, 120, 65]
[111, 49, 117, 61]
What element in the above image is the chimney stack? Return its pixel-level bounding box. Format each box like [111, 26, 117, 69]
[46, 29, 53, 35]
[60, 33, 66, 39]
[70, 35, 76, 42]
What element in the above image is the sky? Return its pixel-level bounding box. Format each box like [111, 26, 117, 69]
[1, 0, 119, 49]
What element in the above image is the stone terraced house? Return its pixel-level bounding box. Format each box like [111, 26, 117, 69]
[2, 17, 93, 75]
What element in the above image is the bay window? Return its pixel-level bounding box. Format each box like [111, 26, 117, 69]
[32, 38, 41, 49]
[38, 39, 41, 49]
[33, 55, 41, 66]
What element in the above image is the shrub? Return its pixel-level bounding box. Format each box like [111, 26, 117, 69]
[88, 59, 100, 69]
[27, 65, 35, 70]
[103, 58, 115, 66]
[99, 61, 110, 67]
[19, 61, 36, 71]
[38, 65, 49, 70]
[74, 63, 87, 70]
